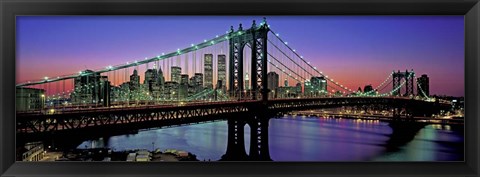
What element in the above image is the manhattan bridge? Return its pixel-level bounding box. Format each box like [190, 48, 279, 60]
[16, 18, 450, 160]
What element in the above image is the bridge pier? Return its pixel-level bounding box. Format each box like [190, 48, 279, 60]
[247, 113, 271, 161]
[222, 104, 272, 161]
[222, 118, 249, 160]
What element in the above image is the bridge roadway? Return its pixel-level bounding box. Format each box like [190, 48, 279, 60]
[16, 97, 448, 135]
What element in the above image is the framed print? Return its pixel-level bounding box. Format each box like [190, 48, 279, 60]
[1, 0, 479, 176]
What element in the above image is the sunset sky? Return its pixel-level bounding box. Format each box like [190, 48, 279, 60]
[16, 16, 464, 97]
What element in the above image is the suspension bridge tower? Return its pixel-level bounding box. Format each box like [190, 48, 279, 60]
[228, 18, 270, 102]
[392, 69, 415, 97]
[224, 18, 272, 161]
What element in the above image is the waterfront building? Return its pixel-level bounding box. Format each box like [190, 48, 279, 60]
[16, 87, 45, 111]
[19, 142, 44, 161]
[276, 86, 298, 98]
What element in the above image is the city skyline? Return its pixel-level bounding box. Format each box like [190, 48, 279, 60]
[16, 16, 464, 97]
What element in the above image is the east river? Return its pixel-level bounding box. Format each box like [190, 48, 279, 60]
[77, 116, 464, 161]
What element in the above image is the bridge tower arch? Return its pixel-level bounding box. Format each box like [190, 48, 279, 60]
[228, 18, 270, 102]
[392, 70, 415, 97]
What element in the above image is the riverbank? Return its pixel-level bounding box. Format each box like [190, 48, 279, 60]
[47, 148, 198, 161]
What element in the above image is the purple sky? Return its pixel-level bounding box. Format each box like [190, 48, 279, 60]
[16, 16, 464, 97]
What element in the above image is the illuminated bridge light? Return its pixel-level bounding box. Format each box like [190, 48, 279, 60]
[204, 39, 207, 42]
[276, 33, 280, 36]
[162, 53, 165, 55]
[285, 42, 288, 45]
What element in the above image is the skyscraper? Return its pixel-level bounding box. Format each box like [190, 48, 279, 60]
[417, 74, 430, 97]
[154, 66, 165, 99]
[179, 74, 189, 100]
[304, 79, 312, 97]
[129, 69, 140, 90]
[284, 78, 289, 87]
[267, 72, 279, 98]
[217, 54, 226, 91]
[171, 66, 181, 83]
[164, 81, 179, 100]
[72, 70, 110, 105]
[245, 72, 250, 90]
[193, 73, 204, 93]
[204, 54, 213, 89]
[157, 66, 165, 87]
[319, 76, 327, 93]
[144, 68, 158, 93]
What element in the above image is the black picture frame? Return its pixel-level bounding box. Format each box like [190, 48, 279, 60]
[1, 0, 479, 176]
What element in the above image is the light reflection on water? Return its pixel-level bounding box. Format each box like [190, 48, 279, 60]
[78, 116, 463, 161]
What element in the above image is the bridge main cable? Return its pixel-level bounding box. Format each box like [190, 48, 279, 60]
[269, 29, 354, 93]
[16, 30, 247, 87]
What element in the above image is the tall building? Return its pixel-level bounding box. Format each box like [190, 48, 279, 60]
[164, 81, 179, 100]
[417, 74, 430, 97]
[179, 74, 189, 100]
[304, 79, 312, 97]
[217, 54, 226, 91]
[363, 84, 373, 94]
[284, 78, 289, 87]
[319, 76, 327, 93]
[119, 82, 131, 101]
[171, 66, 181, 83]
[153, 66, 165, 100]
[157, 66, 165, 87]
[98, 76, 111, 107]
[310, 76, 327, 97]
[72, 70, 100, 104]
[144, 68, 158, 93]
[267, 72, 279, 98]
[204, 54, 213, 89]
[129, 69, 140, 100]
[130, 69, 140, 91]
[296, 82, 302, 95]
[245, 72, 250, 90]
[193, 73, 204, 93]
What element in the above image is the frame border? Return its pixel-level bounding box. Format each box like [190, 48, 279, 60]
[1, 0, 479, 176]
